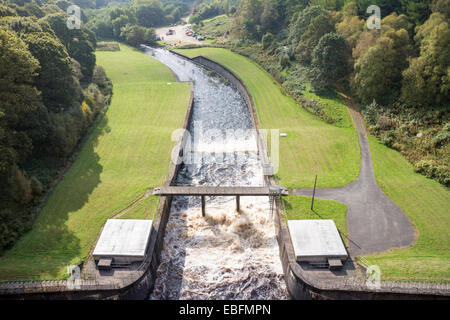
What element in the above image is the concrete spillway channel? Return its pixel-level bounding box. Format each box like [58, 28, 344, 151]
[147, 48, 288, 299]
[1, 49, 447, 300]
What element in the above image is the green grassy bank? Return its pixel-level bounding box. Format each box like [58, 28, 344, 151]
[175, 47, 361, 189]
[0, 44, 191, 280]
[366, 137, 450, 283]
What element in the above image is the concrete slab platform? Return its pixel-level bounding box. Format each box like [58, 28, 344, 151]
[288, 220, 348, 263]
[93, 219, 153, 263]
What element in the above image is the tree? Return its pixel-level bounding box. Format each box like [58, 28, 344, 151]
[289, 5, 326, 45]
[262, 32, 275, 49]
[356, 0, 402, 18]
[110, 7, 137, 38]
[401, 13, 450, 107]
[135, 0, 166, 28]
[0, 4, 18, 17]
[260, 0, 279, 34]
[431, 0, 450, 18]
[121, 24, 156, 47]
[295, 13, 335, 64]
[23, 32, 82, 112]
[41, 13, 97, 81]
[401, 0, 432, 25]
[0, 27, 51, 207]
[233, 0, 264, 40]
[382, 12, 411, 33]
[311, 33, 350, 90]
[336, 13, 365, 48]
[354, 28, 411, 104]
[0, 27, 40, 170]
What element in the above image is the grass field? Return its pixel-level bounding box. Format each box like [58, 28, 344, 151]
[284, 196, 348, 240]
[175, 47, 361, 189]
[365, 137, 450, 283]
[118, 196, 160, 220]
[0, 44, 191, 280]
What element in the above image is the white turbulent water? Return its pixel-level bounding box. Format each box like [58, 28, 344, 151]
[148, 48, 288, 300]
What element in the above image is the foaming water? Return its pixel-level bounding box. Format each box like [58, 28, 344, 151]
[147, 48, 287, 299]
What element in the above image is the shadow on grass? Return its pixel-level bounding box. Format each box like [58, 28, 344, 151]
[0, 116, 110, 281]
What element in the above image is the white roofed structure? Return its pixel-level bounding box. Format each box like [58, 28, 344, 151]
[93, 219, 153, 264]
[288, 220, 348, 266]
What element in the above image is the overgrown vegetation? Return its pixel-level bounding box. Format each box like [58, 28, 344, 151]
[0, 1, 112, 253]
[96, 41, 121, 51]
[362, 101, 449, 186]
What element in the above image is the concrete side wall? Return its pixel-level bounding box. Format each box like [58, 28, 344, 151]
[179, 52, 450, 300]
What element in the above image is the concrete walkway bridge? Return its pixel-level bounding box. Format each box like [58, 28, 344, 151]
[153, 185, 288, 216]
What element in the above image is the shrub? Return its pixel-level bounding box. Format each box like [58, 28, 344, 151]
[376, 115, 395, 130]
[432, 131, 450, 148]
[96, 42, 120, 51]
[361, 100, 380, 125]
[30, 176, 43, 195]
[262, 32, 274, 49]
[414, 160, 450, 187]
[381, 130, 396, 148]
[9, 167, 32, 205]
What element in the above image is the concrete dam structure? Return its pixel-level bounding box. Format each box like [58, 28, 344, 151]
[0, 48, 448, 300]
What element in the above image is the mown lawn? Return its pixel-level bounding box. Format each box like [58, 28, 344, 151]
[365, 137, 450, 283]
[284, 196, 348, 241]
[118, 196, 160, 220]
[0, 44, 191, 280]
[175, 47, 361, 189]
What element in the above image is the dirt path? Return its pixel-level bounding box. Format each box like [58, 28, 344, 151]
[290, 101, 415, 257]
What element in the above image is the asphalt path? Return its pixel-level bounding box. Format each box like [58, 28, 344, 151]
[290, 108, 415, 256]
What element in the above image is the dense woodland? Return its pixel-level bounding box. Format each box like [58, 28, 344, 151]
[0, 0, 114, 252]
[0, 0, 448, 253]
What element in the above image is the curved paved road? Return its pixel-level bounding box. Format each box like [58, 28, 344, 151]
[290, 108, 416, 256]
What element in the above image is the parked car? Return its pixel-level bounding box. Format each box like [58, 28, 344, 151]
[197, 36, 205, 41]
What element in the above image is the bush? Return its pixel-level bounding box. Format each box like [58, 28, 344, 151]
[376, 115, 396, 130]
[361, 100, 380, 125]
[262, 32, 274, 49]
[30, 176, 43, 195]
[96, 42, 120, 51]
[414, 160, 450, 187]
[9, 167, 32, 205]
[380, 130, 396, 148]
[432, 131, 450, 148]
